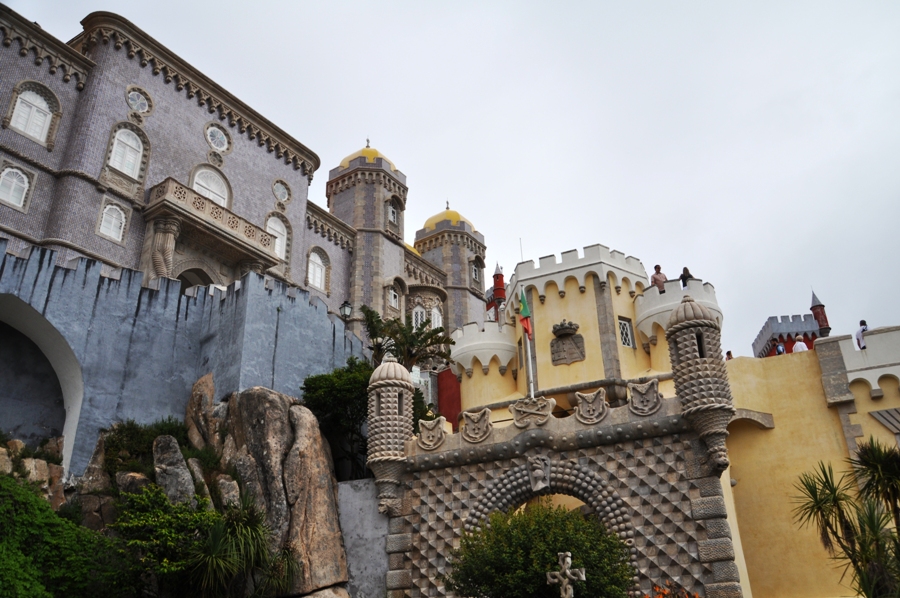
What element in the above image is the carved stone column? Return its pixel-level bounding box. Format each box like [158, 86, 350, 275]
[150, 218, 181, 279]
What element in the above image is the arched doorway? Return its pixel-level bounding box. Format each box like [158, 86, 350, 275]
[0, 294, 84, 471]
[177, 267, 215, 294]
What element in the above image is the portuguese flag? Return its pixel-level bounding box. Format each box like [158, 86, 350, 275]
[519, 289, 533, 340]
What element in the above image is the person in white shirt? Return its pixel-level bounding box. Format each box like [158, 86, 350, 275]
[856, 320, 868, 350]
[792, 334, 809, 353]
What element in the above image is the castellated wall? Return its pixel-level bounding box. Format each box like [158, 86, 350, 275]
[0, 238, 364, 474]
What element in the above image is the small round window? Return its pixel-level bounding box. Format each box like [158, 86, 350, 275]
[206, 124, 230, 153]
[127, 91, 149, 112]
[125, 86, 153, 115]
[273, 180, 291, 203]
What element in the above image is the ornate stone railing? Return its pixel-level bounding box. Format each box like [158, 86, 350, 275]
[143, 178, 279, 279]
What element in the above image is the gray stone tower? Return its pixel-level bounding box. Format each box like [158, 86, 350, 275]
[366, 354, 414, 517]
[414, 206, 486, 332]
[326, 145, 409, 334]
[666, 296, 735, 474]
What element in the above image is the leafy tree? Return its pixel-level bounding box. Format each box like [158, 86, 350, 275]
[0, 474, 136, 598]
[442, 500, 635, 598]
[301, 357, 373, 480]
[794, 437, 900, 598]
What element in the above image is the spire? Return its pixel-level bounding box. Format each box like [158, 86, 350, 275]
[366, 137, 370, 148]
[810, 290, 824, 308]
[494, 263, 502, 276]
[446, 200, 449, 210]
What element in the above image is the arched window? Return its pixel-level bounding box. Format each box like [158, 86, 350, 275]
[389, 286, 400, 309]
[11, 90, 51, 142]
[431, 307, 443, 329]
[0, 168, 29, 207]
[109, 129, 143, 178]
[413, 305, 427, 329]
[266, 217, 287, 259]
[98, 204, 126, 242]
[308, 252, 325, 290]
[193, 168, 229, 207]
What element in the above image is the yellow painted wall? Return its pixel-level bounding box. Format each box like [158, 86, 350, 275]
[609, 275, 652, 379]
[721, 465, 753, 598]
[458, 356, 519, 413]
[529, 277, 605, 392]
[726, 353, 853, 598]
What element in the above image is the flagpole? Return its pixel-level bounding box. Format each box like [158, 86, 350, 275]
[524, 328, 535, 399]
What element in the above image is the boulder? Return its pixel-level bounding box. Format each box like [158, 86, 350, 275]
[286, 405, 349, 594]
[190, 377, 349, 595]
[7, 439, 24, 456]
[216, 474, 241, 507]
[0, 448, 11, 475]
[79, 433, 111, 493]
[23, 458, 49, 484]
[116, 471, 151, 494]
[185, 373, 225, 454]
[303, 586, 352, 598]
[41, 436, 64, 462]
[46, 463, 66, 510]
[152, 435, 195, 504]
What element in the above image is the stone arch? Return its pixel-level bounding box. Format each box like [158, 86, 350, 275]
[0, 294, 83, 471]
[172, 257, 224, 287]
[463, 457, 637, 558]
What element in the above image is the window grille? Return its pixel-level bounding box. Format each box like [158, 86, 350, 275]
[618, 318, 635, 348]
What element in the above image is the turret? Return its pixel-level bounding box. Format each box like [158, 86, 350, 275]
[366, 355, 414, 516]
[810, 290, 831, 338]
[486, 263, 506, 322]
[666, 296, 735, 474]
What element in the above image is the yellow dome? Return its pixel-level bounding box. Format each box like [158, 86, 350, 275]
[423, 207, 475, 232]
[338, 145, 397, 171]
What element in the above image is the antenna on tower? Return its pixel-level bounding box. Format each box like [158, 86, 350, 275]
[519, 238, 524, 262]
[366, 137, 370, 148]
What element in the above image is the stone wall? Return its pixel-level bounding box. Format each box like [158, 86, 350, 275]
[338, 478, 390, 598]
[0, 238, 364, 474]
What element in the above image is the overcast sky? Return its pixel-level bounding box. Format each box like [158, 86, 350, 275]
[13, 0, 900, 355]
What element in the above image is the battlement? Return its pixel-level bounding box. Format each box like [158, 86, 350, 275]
[752, 314, 818, 358]
[504, 244, 647, 319]
[449, 322, 517, 377]
[634, 279, 722, 343]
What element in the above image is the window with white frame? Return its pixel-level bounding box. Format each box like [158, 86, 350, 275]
[431, 307, 443, 329]
[11, 90, 51, 143]
[266, 217, 287, 259]
[618, 317, 635, 348]
[412, 305, 426, 329]
[193, 168, 229, 207]
[308, 251, 325, 290]
[109, 129, 143, 178]
[389, 287, 400, 309]
[99, 204, 126, 242]
[472, 263, 480, 282]
[388, 204, 398, 223]
[0, 167, 29, 207]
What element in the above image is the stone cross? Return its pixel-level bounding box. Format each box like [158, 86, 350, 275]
[546, 551, 586, 598]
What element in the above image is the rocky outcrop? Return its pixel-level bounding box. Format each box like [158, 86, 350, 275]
[0, 448, 11, 475]
[79, 433, 111, 493]
[152, 435, 195, 504]
[216, 473, 240, 506]
[304, 586, 352, 598]
[116, 471, 151, 494]
[187, 377, 349, 595]
[81, 494, 117, 531]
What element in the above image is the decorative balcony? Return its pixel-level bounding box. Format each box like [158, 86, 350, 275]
[143, 178, 279, 280]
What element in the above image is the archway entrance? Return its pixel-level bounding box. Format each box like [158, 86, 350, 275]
[0, 294, 84, 471]
[177, 267, 215, 294]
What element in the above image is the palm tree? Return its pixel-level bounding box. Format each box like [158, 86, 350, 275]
[794, 438, 900, 597]
[359, 305, 453, 369]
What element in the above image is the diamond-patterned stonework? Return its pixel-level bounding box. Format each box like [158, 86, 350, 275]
[402, 433, 713, 597]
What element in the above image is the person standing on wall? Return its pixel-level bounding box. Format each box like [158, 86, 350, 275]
[857, 320, 868, 350]
[651, 265, 667, 293]
[679, 267, 693, 289]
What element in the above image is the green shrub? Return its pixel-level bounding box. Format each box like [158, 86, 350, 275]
[182, 444, 221, 473]
[443, 500, 635, 598]
[0, 474, 137, 598]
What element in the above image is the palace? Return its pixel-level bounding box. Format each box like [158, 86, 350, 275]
[2, 5, 899, 598]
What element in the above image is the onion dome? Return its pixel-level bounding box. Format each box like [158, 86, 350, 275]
[369, 354, 411, 385]
[338, 143, 397, 171]
[667, 295, 715, 329]
[423, 206, 475, 232]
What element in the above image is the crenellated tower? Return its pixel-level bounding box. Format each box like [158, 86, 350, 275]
[414, 206, 486, 332]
